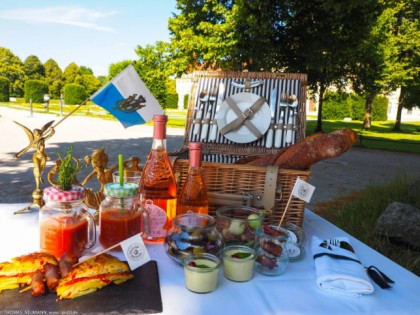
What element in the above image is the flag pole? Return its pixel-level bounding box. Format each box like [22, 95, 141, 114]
[72, 232, 144, 267]
[277, 193, 293, 228]
[51, 97, 91, 129]
[277, 176, 301, 228]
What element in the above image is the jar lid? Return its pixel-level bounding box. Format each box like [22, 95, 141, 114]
[104, 182, 138, 198]
[43, 185, 85, 202]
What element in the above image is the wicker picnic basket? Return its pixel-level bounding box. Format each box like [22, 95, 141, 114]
[173, 71, 310, 227]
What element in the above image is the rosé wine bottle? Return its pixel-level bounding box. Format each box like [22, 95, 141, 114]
[176, 142, 209, 219]
[139, 115, 177, 242]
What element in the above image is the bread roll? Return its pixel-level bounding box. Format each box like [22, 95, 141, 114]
[240, 128, 357, 169]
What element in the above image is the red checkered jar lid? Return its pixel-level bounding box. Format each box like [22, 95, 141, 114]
[43, 185, 85, 202]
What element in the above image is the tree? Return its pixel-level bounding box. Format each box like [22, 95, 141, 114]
[351, 4, 387, 129]
[63, 62, 83, 85]
[81, 73, 102, 96]
[108, 60, 132, 80]
[23, 55, 45, 80]
[44, 59, 64, 99]
[134, 42, 173, 107]
[80, 66, 94, 75]
[0, 76, 10, 102]
[0, 47, 25, 97]
[168, 0, 235, 74]
[281, 0, 378, 132]
[228, 0, 287, 71]
[378, 0, 420, 131]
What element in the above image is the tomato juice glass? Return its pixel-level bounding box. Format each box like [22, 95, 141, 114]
[39, 186, 96, 259]
[99, 183, 149, 249]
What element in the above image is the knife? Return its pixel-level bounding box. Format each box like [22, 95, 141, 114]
[274, 110, 283, 148]
[193, 92, 207, 135]
[265, 88, 277, 148]
[285, 108, 293, 145]
[209, 82, 225, 141]
[200, 103, 213, 140]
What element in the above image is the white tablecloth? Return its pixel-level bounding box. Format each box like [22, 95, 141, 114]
[0, 203, 419, 315]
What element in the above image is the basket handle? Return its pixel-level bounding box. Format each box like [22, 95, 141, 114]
[263, 165, 279, 211]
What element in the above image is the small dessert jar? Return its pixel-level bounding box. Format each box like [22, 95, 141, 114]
[39, 185, 96, 259]
[222, 245, 256, 282]
[183, 253, 221, 293]
[99, 183, 149, 249]
[254, 225, 289, 276]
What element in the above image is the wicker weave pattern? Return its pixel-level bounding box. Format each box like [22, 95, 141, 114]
[173, 159, 310, 227]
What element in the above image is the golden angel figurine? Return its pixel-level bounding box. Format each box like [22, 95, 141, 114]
[14, 120, 55, 212]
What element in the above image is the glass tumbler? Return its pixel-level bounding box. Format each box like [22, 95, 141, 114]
[254, 225, 289, 276]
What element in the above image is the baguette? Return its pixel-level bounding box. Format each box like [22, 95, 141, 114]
[239, 128, 357, 169]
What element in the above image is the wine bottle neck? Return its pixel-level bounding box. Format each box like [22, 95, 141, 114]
[189, 143, 203, 168]
[152, 138, 167, 150]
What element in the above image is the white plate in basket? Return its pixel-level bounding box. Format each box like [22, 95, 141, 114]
[216, 92, 270, 143]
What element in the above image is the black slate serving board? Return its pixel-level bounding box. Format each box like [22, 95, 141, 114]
[0, 260, 162, 314]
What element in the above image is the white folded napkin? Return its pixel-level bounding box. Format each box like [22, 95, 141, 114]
[311, 236, 374, 297]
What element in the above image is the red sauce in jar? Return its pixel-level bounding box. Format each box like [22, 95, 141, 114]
[40, 215, 88, 259]
[99, 209, 142, 248]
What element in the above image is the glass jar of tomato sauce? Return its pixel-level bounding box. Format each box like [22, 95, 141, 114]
[99, 182, 149, 249]
[39, 185, 96, 259]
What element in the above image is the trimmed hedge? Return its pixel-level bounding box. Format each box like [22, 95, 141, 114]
[0, 76, 10, 102]
[164, 93, 179, 109]
[24, 80, 48, 103]
[371, 96, 388, 121]
[322, 92, 388, 121]
[63, 84, 87, 105]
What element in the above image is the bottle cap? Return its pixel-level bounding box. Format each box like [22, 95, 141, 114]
[104, 183, 139, 198]
[153, 115, 168, 139]
[189, 142, 203, 150]
[43, 185, 85, 202]
[189, 142, 203, 167]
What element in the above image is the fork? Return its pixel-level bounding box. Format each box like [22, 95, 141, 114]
[329, 238, 340, 247]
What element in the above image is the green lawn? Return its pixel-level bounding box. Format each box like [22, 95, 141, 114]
[2, 101, 420, 153]
[306, 119, 420, 154]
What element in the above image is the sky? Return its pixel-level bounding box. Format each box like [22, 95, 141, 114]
[0, 0, 178, 76]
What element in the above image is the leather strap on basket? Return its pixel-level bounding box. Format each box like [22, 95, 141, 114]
[219, 96, 266, 138]
[263, 165, 279, 211]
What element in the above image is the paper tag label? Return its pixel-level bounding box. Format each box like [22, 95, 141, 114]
[144, 200, 167, 238]
[286, 243, 301, 258]
[287, 230, 298, 243]
[120, 234, 150, 270]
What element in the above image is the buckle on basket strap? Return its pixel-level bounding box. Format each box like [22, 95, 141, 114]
[241, 107, 254, 119]
[219, 96, 265, 138]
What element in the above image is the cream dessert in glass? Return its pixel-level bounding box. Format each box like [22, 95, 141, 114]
[222, 245, 256, 282]
[183, 253, 221, 293]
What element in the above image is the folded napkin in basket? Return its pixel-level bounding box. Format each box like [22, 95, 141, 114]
[311, 236, 374, 297]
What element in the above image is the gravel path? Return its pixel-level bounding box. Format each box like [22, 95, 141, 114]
[1, 106, 420, 210]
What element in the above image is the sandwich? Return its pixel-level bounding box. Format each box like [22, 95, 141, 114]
[0, 252, 58, 293]
[56, 253, 134, 299]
